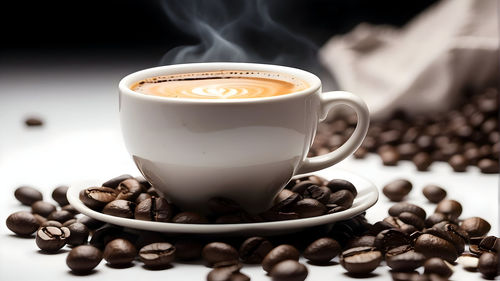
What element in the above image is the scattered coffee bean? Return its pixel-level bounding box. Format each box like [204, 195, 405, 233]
[135, 197, 173, 222]
[425, 213, 449, 228]
[89, 224, 123, 249]
[61, 204, 79, 214]
[303, 237, 341, 264]
[52, 185, 69, 206]
[290, 180, 315, 194]
[62, 218, 77, 227]
[6, 211, 40, 236]
[346, 235, 376, 248]
[31, 201, 57, 217]
[47, 210, 74, 223]
[382, 179, 412, 202]
[271, 189, 300, 212]
[478, 159, 499, 174]
[270, 260, 308, 281]
[206, 263, 248, 281]
[478, 236, 499, 252]
[77, 215, 105, 230]
[375, 228, 410, 254]
[303, 185, 331, 204]
[79, 187, 118, 210]
[66, 222, 89, 246]
[174, 238, 203, 261]
[457, 253, 479, 271]
[435, 199, 462, 220]
[327, 179, 357, 197]
[102, 174, 133, 189]
[422, 185, 447, 203]
[478, 252, 499, 278]
[239, 236, 273, 264]
[25, 117, 43, 126]
[33, 213, 47, 225]
[293, 198, 327, 218]
[423, 257, 453, 278]
[172, 212, 208, 224]
[202, 242, 239, 267]
[340, 246, 382, 275]
[412, 152, 432, 171]
[385, 245, 426, 272]
[139, 242, 175, 268]
[328, 189, 355, 209]
[14, 186, 43, 205]
[262, 244, 300, 272]
[102, 200, 135, 218]
[449, 154, 468, 172]
[66, 245, 102, 274]
[43, 220, 63, 227]
[36, 226, 70, 252]
[398, 212, 425, 230]
[103, 238, 137, 267]
[414, 233, 458, 263]
[460, 217, 491, 237]
[116, 179, 143, 201]
[378, 145, 400, 166]
[389, 202, 426, 220]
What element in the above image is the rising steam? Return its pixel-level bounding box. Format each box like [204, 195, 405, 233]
[159, 0, 333, 88]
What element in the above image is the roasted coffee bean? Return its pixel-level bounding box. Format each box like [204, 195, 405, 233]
[52, 185, 69, 206]
[79, 187, 118, 210]
[412, 152, 432, 171]
[202, 242, 239, 267]
[261, 210, 299, 221]
[383, 216, 417, 234]
[25, 117, 43, 126]
[102, 174, 133, 189]
[414, 234, 458, 263]
[42, 220, 63, 227]
[435, 199, 462, 220]
[271, 189, 300, 211]
[270, 260, 308, 281]
[424, 224, 467, 255]
[422, 185, 447, 203]
[326, 179, 357, 197]
[62, 218, 77, 227]
[139, 242, 175, 268]
[478, 252, 499, 278]
[47, 210, 74, 223]
[31, 201, 57, 217]
[262, 245, 300, 272]
[398, 212, 425, 230]
[375, 228, 410, 253]
[423, 258, 453, 278]
[14, 186, 43, 205]
[293, 198, 327, 218]
[103, 238, 137, 267]
[135, 193, 151, 204]
[328, 190, 355, 209]
[208, 197, 241, 215]
[36, 226, 70, 252]
[102, 200, 135, 218]
[33, 213, 47, 225]
[66, 222, 89, 246]
[147, 187, 159, 197]
[206, 264, 248, 281]
[172, 211, 208, 224]
[61, 204, 79, 214]
[448, 154, 467, 172]
[425, 213, 449, 228]
[66, 245, 102, 274]
[389, 203, 426, 220]
[478, 158, 499, 174]
[6, 211, 40, 236]
[89, 224, 123, 249]
[239, 236, 273, 264]
[398, 143, 419, 160]
[378, 145, 400, 166]
[457, 253, 479, 271]
[77, 215, 105, 230]
[346, 235, 376, 248]
[382, 179, 412, 202]
[460, 217, 491, 237]
[479, 236, 499, 252]
[303, 185, 331, 204]
[354, 147, 367, 159]
[368, 220, 394, 236]
[290, 180, 315, 195]
[340, 246, 382, 275]
[135, 197, 173, 222]
[134, 231, 165, 249]
[303, 237, 341, 264]
[385, 245, 426, 272]
[115, 179, 143, 201]
[174, 238, 204, 261]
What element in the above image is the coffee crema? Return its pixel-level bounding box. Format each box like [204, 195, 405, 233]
[130, 71, 309, 99]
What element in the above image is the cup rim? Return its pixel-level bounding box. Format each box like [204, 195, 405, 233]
[119, 62, 322, 104]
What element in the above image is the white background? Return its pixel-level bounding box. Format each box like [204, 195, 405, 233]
[0, 62, 498, 280]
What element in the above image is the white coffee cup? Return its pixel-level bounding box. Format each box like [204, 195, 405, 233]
[119, 62, 369, 214]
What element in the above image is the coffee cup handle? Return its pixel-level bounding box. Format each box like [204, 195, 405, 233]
[297, 91, 370, 174]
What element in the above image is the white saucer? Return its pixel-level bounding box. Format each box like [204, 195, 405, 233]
[66, 170, 378, 235]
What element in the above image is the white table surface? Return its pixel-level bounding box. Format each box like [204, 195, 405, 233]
[0, 63, 498, 280]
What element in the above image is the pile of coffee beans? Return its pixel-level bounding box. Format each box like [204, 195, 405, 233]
[310, 87, 499, 174]
[79, 174, 356, 224]
[5, 175, 499, 280]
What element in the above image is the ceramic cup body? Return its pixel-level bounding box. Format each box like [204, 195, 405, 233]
[119, 63, 369, 213]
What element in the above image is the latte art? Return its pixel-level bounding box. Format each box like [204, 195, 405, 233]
[131, 71, 309, 99]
